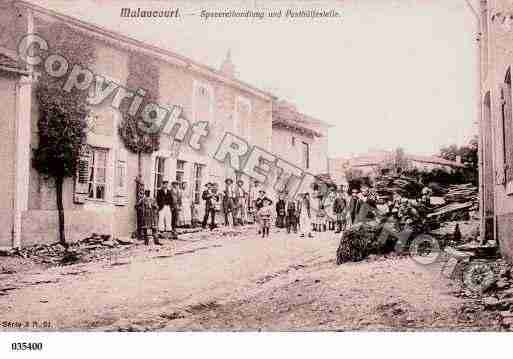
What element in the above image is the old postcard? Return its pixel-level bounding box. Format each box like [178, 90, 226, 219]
[0, 0, 511, 356]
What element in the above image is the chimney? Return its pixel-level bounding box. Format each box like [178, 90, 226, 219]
[220, 50, 236, 78]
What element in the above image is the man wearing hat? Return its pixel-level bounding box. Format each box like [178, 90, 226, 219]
[275, 191, 287, 228]
[201, 182, 218, 230]
[201, 182, 212, 229]
[170, 181, 181, 238]
[156, 180, 173, 239]
[223, 178, 236, 227]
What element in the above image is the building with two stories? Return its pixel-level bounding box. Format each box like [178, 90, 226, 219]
[0, 0, 330, 248]
[477, 0, 513, 261]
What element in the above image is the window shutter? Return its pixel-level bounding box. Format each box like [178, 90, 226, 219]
[114, 149, 128, 206]
[505, 82, 513, 183]
[74, 148, 92, 204]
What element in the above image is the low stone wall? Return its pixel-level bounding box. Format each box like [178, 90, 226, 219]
[21, 209, 115, 246]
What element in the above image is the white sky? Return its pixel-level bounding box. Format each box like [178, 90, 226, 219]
[28, 0, 480, 158]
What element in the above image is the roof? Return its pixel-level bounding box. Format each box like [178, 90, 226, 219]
[15, 0, 275, 101]
[0, 52, 27, 75]
[408, 154, 465, 168]
[338, 151, 464, 169]
[272, 101, 325, 138]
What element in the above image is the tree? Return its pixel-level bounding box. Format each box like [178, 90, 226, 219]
[439, 135, 479, 184]
[32, 24, 95, 245]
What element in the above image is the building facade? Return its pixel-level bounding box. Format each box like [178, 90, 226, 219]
[478, 0, 513, 261]
[271, 100, 331, 177]
[0, 0, 330, 248]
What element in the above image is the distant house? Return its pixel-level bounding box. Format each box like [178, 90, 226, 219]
[330, 150, 465, 180]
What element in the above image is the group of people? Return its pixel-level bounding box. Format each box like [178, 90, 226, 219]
[136, 176, 384, 244]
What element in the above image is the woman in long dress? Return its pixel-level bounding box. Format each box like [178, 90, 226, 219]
[299, 193, 313, 238]
[180, 181, 192, 227]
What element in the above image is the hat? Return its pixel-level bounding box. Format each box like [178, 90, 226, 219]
[263, 197, 273, 204]
[171, 180, 179, 185]
[225, 178, 234, 184]
[237, 179, 244, 185]
[258, 189, 266, 194]
[205, 182, 212, 187]
[162, 180, 169, 184]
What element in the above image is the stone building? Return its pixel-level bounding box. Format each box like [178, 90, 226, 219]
[0, 0, 330, 247]
[478, 0, 513, 261]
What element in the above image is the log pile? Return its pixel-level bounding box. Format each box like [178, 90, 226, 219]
[444, 184, 478, 205]
[374, 176, 423, 200]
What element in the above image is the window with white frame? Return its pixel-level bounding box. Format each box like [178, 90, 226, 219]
[154, 157, 166, 196]
[235, 96, 251, 141]
[301, 141, 310, 170]
[176, 159, 186, 183]
[193, 163, 204, 204]
[88, 148, 108, 201]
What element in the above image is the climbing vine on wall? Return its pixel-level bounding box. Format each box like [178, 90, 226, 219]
[118, 52, 160, 154]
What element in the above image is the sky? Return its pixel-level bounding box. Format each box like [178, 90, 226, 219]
[27, 0, 480, 158]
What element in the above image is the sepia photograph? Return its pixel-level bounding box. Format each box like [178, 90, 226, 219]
[0, 0, 511, 356]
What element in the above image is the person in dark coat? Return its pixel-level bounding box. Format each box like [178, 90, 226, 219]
[170, 181, 181, 238]
[275, 192, 286, 228]
[347, 188, 361, 227]
[286, 197, 298, 234]
[223, 178, 236, 227]
[202, 183, 213, 229]
[157, 180, 174, 239]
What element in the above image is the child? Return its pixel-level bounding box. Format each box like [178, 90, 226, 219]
[286, 198, 298, 234]
[317, 204, 328, 232]
[258, 197, 273, 238]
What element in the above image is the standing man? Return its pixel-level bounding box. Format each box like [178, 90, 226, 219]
[347, 188, 361, 228]
[157, 180, 173, 239]
[275, 192, 286, 228]
[223, 178, 236, 227]
[201, 183, 212, 229]
[234, 179, 246, 226]
[170, 181, 181, 239]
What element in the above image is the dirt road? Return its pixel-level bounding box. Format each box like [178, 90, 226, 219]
[0, 228, 497, 331]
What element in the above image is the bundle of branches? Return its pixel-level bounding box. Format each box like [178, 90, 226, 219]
[336, 223, 388, 264]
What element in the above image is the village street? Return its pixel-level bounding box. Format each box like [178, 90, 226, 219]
[0, 227, 497, 331]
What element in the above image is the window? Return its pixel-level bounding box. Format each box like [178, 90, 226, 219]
[193, 81, 213, 123]
[176, 159, 186, 183]
[235, 96, 251, 140]
[193, 163, 204, 204]
[301, 141, 310, 169]
[88, 148, 108, 201]
[500, 69, 513, 185]
[154, 157, 166, 195]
